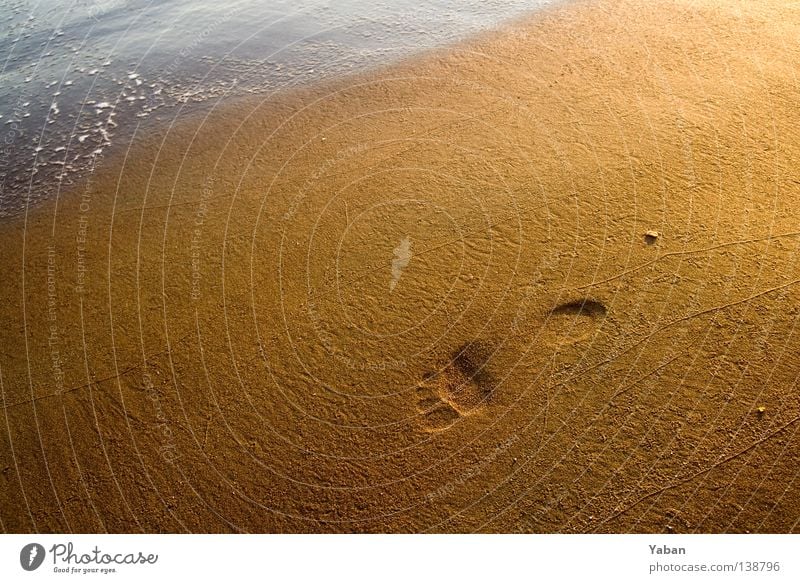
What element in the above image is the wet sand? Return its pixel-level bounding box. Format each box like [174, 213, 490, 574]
[1, 0, 799, 533]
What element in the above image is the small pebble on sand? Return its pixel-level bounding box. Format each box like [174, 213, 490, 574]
[644, 230, 660, 245]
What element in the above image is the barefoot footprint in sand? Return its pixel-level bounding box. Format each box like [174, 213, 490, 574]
[543, 298, 607, 346]
[415, 342, 495, 432]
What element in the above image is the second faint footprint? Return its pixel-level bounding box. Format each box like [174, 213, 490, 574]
[541, 298, 607, 346]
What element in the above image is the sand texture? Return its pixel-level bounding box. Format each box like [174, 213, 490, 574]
[1, 0, 799, 532]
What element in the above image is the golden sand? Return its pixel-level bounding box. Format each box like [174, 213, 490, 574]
[1, 0, 799, 532]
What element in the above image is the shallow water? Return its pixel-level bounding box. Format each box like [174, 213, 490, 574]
[0, 0, 554, 216]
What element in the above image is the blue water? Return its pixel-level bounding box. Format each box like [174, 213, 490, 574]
[0, 0, 554, 216]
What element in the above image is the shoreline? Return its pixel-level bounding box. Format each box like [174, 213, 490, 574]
[0, 1, 567, 221]
[1, 0, 799, 533]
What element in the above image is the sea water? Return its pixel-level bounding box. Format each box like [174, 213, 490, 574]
[0, 0, 554, 215]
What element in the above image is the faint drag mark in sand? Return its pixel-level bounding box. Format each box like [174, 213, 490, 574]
[390, 236, 412, 292]
[541, 298, 608, 347]
[415, 342, 496, 432]
[594, 414, 800, 530]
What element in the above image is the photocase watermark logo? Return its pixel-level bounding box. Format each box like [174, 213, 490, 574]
[20, 543, 46, 571]
[390, 236, 412, 292]
[15, 542, 158, 575]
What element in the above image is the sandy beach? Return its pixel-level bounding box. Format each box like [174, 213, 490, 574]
[1, 0, 799, 532]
